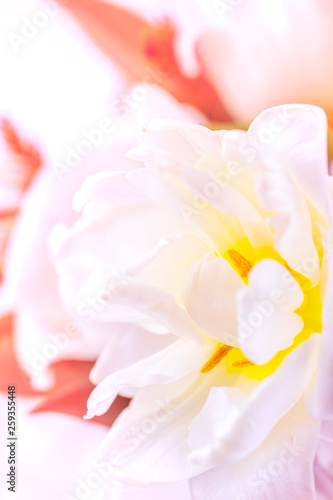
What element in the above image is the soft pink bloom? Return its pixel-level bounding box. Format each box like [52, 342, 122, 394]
[198, 0, 333, 123]
[0, 395, 191, 499]
[2, 2, 333, 497]
[0, 395, 107, 500]
[54, 0, 333, 126]
[54, 0, 231, 121]
[1, 87, 204, 390]
[54, 104, 333, 498]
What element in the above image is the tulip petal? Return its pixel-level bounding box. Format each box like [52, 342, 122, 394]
[90, 324, 176, 384]
[198, 1, 333, 122]
[85, 339, 211, 419]
[236, 259, 304, 364]
[183, 252, 245, 345]
[312, 215, 333, 418]
[314, 419, 333, 500]
[189, 334, 320, 462]
[189, 397, 319, 500]
[94, 374, 216, 484]
[248, 104, 329, 218]
[249, 105, 329, 283]
[118, 480, 192, 500]
[128, 165, 235, 255]
[73, 170, 147, 219]
[129, 119, 226, 166]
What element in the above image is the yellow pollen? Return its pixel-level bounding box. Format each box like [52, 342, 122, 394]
[227, 249, 253, 280]
[231, 359, 255, 368]
[201, 344, 233, 374]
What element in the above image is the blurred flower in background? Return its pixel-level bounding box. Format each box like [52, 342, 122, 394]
[0, 0, 333, 499]
[54, 0, 333, 124]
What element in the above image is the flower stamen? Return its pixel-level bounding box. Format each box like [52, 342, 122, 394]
[227, 249, 253, 280]
[201, 344, 233, 374]
[231, 359, 255, 368]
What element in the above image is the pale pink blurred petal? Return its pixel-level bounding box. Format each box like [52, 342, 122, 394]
[198, 0, 333, 121]
[0, 396, 108, 500]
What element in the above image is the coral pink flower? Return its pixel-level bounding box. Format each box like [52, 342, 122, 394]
[54, 0, 333, 128]
[54, 0, 231, 121]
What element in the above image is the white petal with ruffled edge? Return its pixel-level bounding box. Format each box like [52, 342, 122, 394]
[85, 339, 212, 419]
[236, 259, 304, 364]
[189, 397, 319, 500]
[182, 252, 245, 346]
[189, 334, 320, 463]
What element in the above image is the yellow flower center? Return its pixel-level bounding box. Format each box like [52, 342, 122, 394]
[227, 249, 253, 281]
[200, 243, 322, 379]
